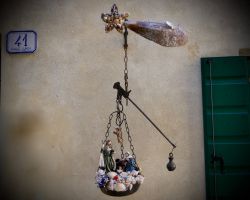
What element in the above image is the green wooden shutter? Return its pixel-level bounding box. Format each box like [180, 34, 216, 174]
[201, 56, 250, 200]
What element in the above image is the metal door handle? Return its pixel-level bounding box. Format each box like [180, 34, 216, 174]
[211, 154, 224, 174]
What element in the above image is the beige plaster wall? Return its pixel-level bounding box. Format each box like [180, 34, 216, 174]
[0, 0, 249, 200]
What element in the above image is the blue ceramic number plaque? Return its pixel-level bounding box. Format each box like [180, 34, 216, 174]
[6, 30, 37, 53]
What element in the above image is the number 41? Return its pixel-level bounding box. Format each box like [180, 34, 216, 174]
[15, 34, 28, 47]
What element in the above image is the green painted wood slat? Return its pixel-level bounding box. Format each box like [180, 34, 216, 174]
[201, 56, 250, 200]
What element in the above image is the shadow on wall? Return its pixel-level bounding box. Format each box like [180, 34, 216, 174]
[0, 110, 44, 200]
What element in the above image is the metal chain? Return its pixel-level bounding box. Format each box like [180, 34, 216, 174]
[116, 100, 125, 159]
[104, 111, 115, 143]
[103, 100, 138, 161]
[116, 99, 124, 126]
[123, 113, 138, 166]
[124, 48, 128, 93]
[104, 101, 126, 159]
[119, 125, 125, 159]
[124, 28, 129, 106]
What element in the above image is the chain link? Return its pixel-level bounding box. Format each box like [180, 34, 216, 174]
[123, 114, 138, 166]
[116, 100, 125, 159]
[124, 27, 129, 106]
[103, 100, 137, 162]
[120, 134, 125, 159]
[124, 48, 128, 95]
[116, 99, 124, 126]
[104, 111, 115, 143]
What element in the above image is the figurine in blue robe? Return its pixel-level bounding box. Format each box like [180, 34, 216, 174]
[124, 152, 137, 172]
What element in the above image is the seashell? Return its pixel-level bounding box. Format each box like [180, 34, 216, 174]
[131, 170, 139, 176]
[129, 184, 133, 190]
[126, 175, 136, 184]
[97, 169, 105, 176]
[125, 180, 133, 191]
[131, 177, 136, 185]
[106, 180, 115, 191]
[136, 175, 144, 184]
[119, 172, 128, 178]
[107, 172, 118, 179]
[114, 182, 127, 192]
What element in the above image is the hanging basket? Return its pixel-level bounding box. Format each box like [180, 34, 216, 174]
[95, 108, 144, 196]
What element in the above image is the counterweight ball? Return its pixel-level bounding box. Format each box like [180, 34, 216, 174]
[167, 153, 176, 171]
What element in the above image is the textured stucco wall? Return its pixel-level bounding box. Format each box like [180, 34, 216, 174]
[0, 0, 249, 200]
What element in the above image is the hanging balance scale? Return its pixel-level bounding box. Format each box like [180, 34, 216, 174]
[95, 4, 188, 196]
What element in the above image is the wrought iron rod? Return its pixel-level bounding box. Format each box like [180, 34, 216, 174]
[128, 97, 176, 148]
[113, 82, 176, 149]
